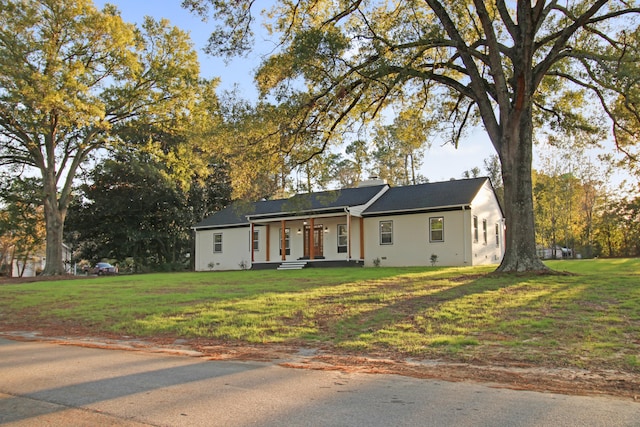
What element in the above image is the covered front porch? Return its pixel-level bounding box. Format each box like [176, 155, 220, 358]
[248, 211, 366, 269]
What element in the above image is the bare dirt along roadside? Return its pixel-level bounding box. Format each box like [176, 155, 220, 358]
[1, 329, 638, 401]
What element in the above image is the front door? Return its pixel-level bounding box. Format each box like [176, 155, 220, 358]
[304, 225, 323, 258]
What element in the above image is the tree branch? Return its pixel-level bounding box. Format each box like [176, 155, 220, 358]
[533, 0, 609, 88]
[322, 0, 363, 26]
[495, 0, 517, 38]
[472, 0, 511, 123]
[549, 70, 637, 161]
[425, 0, 501, 145]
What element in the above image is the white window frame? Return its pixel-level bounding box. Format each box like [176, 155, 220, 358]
[253, 229, 259, 251]
[429, 217, 444, 242]
[337, 224, 348, 253]
[473, 216, 479, 243]
[380, 220, 393, 245]
[483, 219, 488, 244]
[213, 233, 223, 253]
[279, 228, 290, 255]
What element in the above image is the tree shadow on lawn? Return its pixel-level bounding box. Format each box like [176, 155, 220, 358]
[304, 274, 514, 341]
[305, 274, 583, 359]
[308, 270, 640, 373]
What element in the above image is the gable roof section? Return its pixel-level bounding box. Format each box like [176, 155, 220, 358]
[250, 184, 389, 220]
[193, 185, 388, 229]
[362, 177, 489, 216]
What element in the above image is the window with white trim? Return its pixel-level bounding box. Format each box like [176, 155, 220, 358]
[380, 220, 393, 245]
[253, 230, 259, 251]
[279, 228, 290, 255]
[213, 233, 222, 253]
[429, 217, 444, 242]
[473, 216, 479, 242]
[483, 219, 488, 244]
[337, 224, 347, 253]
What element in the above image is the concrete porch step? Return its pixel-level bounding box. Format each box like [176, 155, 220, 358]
[277, 261, 308, 270]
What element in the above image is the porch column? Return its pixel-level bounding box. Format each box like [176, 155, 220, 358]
[281, 220, 286, 261]
[251, 223, 255, 263]
[266, 224, 270, 262]
[309, 217, 315, 260]
[359, 217, 365, 260]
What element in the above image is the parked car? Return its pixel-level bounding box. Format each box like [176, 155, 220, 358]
[92, 262, 118, 275]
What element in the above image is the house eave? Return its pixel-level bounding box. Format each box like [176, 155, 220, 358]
[362, 204, 471, 218]
[192, 223, 249, 231]
[246, 206, 351, 222]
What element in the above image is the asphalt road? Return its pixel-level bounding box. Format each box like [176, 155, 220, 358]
[0, 337, 638, 427]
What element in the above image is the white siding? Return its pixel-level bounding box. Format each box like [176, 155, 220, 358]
[361, 181, 504, 267]
[468, 181, 505, 265]
[363, 210, 469, 267]
[251, 225, 268, 263]
[194, 227, 250, 271]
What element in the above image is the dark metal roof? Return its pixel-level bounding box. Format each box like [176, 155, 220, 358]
[193, 185, 388, 229]
[362, 178, 489, 215]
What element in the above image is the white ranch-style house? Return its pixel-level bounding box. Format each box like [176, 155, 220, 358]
[193, 177, 505, 270]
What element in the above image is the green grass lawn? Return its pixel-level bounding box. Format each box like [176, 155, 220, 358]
[1, 258, 639, 372]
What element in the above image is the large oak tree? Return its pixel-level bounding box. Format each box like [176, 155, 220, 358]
[185, 0, 640, 272]
[0, 0, 201, 274]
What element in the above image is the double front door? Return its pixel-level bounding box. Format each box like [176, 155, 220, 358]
[303, 224, 323, 258]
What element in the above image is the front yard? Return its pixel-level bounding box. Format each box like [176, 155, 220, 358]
[1, 259, 639, 397]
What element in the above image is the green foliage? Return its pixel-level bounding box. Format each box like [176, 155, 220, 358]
[592, 26, 640, 177]
[594, 193, 640, 257]
[0, 177, 46, 277]
[197, 1, 640, 151]
[533, 170, 583, 256]
[430, 254, 438, 266]
[531, 143, 632, 259]
[213, 99, 297, 200]
[66, 151, 231, 270]
[371, 110, 432, 185]
[0, 0, 203, 274]
[483, 155, 504, 204]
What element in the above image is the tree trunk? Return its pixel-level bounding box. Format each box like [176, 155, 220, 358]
[41, 179, 67, 276]
[7, 246, 15, 278]
[496, 109, 548, 273]
[17, 256, 26, 277]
